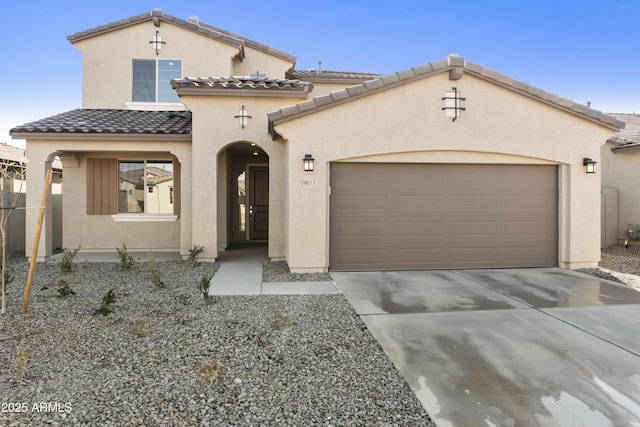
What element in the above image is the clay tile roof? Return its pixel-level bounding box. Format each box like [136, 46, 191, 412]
[607, 114, 640, 153]
[288, 69, 381, 83]
[67, 9, 295, 64]
[171, 76, 312, 93]
[10, 109, 192, 136]
[268, 55, 625, 137]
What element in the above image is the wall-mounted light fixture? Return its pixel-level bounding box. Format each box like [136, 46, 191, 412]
[234, 105, 252, 129]
[303, 154, 315, 172]
[583, 157, 597, 174]
[442, 86, 466, 121]
[150, 31, 166, 55]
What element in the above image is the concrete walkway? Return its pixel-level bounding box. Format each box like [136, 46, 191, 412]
[209, 243, 338, 296]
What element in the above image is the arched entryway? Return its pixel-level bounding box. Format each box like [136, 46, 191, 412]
[220, 142, 269, 246]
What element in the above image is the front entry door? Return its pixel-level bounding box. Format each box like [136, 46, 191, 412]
[248, 166, 269, 240]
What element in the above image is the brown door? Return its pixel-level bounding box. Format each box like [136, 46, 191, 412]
[248, 166, 269, 240]
[330, 163, 557, 271]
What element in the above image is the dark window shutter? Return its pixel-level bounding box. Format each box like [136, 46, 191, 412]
[87, 158, 117, 215]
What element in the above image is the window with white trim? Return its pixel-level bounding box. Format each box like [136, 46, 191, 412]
[132, 59, 182, 103]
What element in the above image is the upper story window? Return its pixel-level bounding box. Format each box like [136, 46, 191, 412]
[132, 59, 182, 103]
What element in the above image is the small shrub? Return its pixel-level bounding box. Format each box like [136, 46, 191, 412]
[55, 279, 76, 297]
[188, 245, 205, 267]
[59, 247, 80, 273]
[116, 245, 134, 270]
[12, 344, 27, 381]
[199, 360, 224, 380]
[131, 321, 149, 338]
[271, 312, 292, 330]
[94, 289, 116, 316]
[2, 265, 14, 288]
[12, 318, 30, 381]
[150, 268, 165, 288]
[144, 260, 165, 288]
[198, 274, 213, 301]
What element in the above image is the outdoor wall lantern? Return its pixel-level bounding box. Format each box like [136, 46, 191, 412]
[303, 154, 315, 172]
[234, 105, 252, 129]
[583, 157, 597, 174]
[150, 31, 166, 55]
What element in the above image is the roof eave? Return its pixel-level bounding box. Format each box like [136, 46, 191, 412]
[11, 132, 192, 142]
[175, 87, 310, 99]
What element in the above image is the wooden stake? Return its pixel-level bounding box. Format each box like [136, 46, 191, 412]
[22, 168, 53, 315]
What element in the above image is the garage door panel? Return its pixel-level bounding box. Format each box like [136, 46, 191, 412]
[330, 163, 557, 271]
[337, 221, 388, 237]
[395, 221, 444, 236]
[394, 195, 445, 209]
[335, 195, 388, 210]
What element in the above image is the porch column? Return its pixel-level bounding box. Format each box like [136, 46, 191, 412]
[25, 157, 53, 261]
[191, 140, 218, 261]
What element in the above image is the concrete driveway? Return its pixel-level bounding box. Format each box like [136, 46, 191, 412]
[332, 268, 640, 427]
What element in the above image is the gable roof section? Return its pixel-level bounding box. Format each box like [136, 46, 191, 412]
[10, 109, 192, 141]
[268, 55, 625, 138]
[607, 114, 640, 153]
[67, 9, 296, 64]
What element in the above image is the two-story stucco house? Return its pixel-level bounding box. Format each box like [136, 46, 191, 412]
[11, 9, 623, 272]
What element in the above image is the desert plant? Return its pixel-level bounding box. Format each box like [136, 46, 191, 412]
[150, 268, 165, 288]
[59, 247, 80, 273]
[188, 244, 205, 267]
[55, 279, 76, 297]
[131, 321, 149, 338]
[12, 317, 30, 381]
[145, 260, 165, 288]
[271, 312, 292, 330]
[198, 274, 213, 301]
[3, 265, 14, 289]
[94, 289, 116, 316]
[12, 344, 27, 381]
[199, 360, 224, 380]
[116, 245, 134, 270]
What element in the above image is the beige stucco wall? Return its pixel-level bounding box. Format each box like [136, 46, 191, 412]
[24, 139, 191, 260]
[179, 94, 305, 262]
[274, 72, 615, 272]
[72, 21, 294, 109]
[601, 142, 640, 244]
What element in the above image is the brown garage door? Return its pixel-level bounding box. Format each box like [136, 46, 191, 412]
[330, 163, 557, 271]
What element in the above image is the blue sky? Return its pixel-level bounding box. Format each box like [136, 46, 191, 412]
[2, 0, 639, 148]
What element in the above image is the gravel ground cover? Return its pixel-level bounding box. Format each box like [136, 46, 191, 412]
[0, 259, 433, 426]
[592, 244, 640, 290]
[262, 261, 332, 282]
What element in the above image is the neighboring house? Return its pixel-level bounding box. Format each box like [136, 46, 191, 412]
[11, 9, 623, 271]
[0, 143, 62, 252]
[601, 113, 640, 247]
